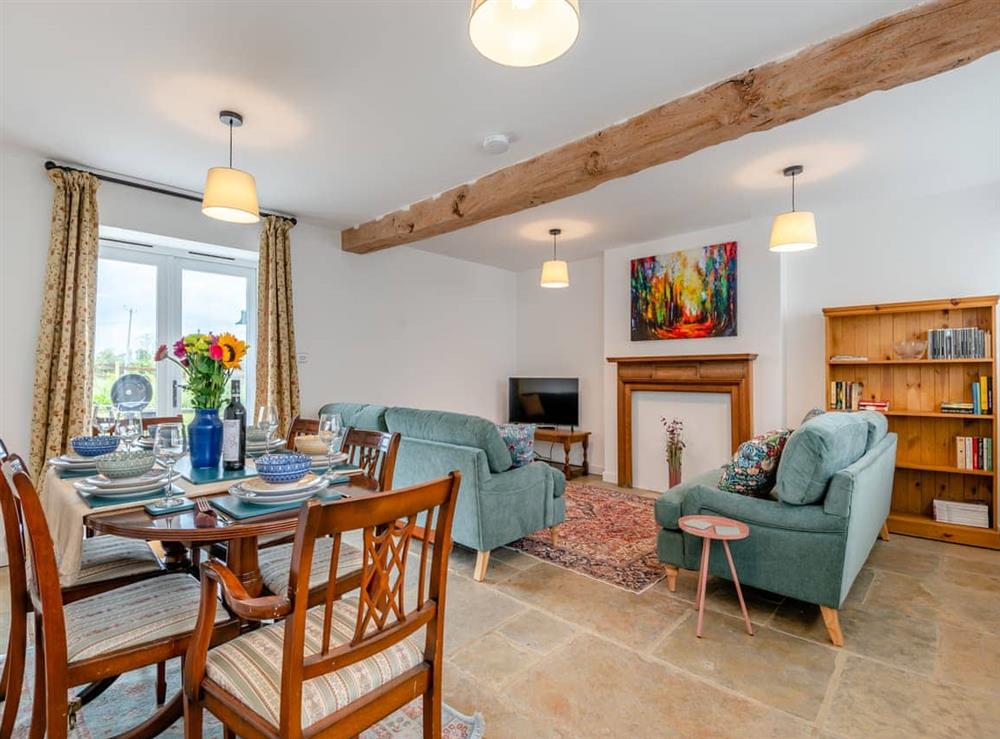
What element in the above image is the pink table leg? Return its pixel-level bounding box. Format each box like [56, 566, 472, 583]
[695, 537, 711, 638]
[722, 540, 754, 636]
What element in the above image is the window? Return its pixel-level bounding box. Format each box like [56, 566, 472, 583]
[93, 233, 257, 421]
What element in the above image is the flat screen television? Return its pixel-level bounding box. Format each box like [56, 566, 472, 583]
[508, 377, 579, 427]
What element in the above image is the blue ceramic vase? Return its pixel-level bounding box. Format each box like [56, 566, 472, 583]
[188, 408, 223, 469]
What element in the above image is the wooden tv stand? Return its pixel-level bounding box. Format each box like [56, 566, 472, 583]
[534, 428, 590, 480]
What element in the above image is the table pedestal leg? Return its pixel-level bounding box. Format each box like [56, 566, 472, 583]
[695, 537, 711, 638]
[723, 540, 754, 636]
[226, 536, 263, 597]
[160, 540, 191, 571]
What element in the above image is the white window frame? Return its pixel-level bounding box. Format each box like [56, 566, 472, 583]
[96, 235, 258, 418]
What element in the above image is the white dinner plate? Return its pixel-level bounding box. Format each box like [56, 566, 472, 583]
[83, 470, 176, 489]
[73, 474, 179, 496]
[230, 484, 323, 506]
[242, 473, 328, 495]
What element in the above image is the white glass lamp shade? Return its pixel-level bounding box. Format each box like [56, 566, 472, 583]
[469, 0, 580, 67]
[769, 211, 817, 252]
[540, 259, 569, 288]
[202, 167, 260, 224]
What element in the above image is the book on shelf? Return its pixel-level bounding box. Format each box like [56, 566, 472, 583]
[858, 400, 889, 412]
[932, 498, 990, 528]
[941, 402, 975, 414]
[830, 354, 868, 362]
[829, 381, 863, 411]
[927, 327, 992, 359]
[977, 375, 994, 413]
[955, 436, 994, 471]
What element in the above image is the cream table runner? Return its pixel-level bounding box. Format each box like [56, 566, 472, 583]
[40, 467, 234, 587]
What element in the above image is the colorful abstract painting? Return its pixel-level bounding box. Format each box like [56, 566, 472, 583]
[630, 242, 737, 341]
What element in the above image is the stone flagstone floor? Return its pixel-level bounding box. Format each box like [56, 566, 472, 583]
[3, 475, 999, 737]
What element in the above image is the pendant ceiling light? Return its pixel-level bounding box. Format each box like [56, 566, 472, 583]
[540, 228, 569, 288]
[469, 0, 580, 68]
[769, 164, 817, 252]
[202, 110, 260, 224]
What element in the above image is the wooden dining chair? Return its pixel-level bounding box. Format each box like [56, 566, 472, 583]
[340, 428, 401, 492]
[0, 454, 240, 739]
[255, 428, 402, 604]
[0, 439, 173, 737]
[183, 471, 461, 738]
[285, 415, 320, 450]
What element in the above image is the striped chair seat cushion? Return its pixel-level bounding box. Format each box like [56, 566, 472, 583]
[257, 539, 363, 595]
[205, 599, 423, 729]
[65, 574, 228, 662]
[75, 535, 162, 585]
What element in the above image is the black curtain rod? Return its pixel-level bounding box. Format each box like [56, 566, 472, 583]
[43, 160, 297, 226]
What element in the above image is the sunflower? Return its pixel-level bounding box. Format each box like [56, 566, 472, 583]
[216, 333, 248, 369]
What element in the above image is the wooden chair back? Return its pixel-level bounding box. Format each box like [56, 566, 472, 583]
[340, 428, 401, 490]
[285, 416, 319, 450]
[1, 455, 69, 660]
[0, 441, 29, 614]
[279, 472, 460, 733]
[92, 414, 183, 436]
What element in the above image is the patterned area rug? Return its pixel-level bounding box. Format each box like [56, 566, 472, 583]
[507, 481, 665, 593]
[11, 654, 484, 738]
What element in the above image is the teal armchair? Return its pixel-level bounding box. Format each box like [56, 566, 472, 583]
[318, 403, 566, 581]
[655, 411, 897, 645]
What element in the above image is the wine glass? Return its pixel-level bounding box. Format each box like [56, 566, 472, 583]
[153, 422, 186, 508]
[317, 412, 344, 478]
[92, 404, 117, 436]
[256, 405, 279, 446]
[117, 410, 143, 450]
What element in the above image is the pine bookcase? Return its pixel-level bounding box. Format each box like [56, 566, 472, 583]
[823, 295, 999, 549]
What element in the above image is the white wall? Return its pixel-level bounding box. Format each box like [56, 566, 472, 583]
[514, 256, 604, 472]
[783, 182, 1000, 423]
[294, 232, 516, 420]
[602, 221, 786, 484]
[510, 182, 999, 487]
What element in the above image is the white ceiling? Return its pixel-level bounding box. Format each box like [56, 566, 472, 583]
[3, 1, 995, 271]
[416, 53, 1000, 269]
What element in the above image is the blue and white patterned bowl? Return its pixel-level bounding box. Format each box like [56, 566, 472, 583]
[71, 435, 121, 458]
[255, 453, 311, 484]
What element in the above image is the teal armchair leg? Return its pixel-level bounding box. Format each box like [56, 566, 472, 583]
[664, 564, 679, 592]
[820, 606, 844, 646]
[474, 551, 490, 582]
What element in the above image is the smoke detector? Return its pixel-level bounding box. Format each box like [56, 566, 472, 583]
[481, 133, 511, 155]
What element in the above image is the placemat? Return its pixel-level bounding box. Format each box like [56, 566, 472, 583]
[56, 467, 97, 479]
[176, 457, 258, 485]
[144, 498, 195, 516]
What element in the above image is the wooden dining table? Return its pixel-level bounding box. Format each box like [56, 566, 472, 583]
[84, 474, 380, 596]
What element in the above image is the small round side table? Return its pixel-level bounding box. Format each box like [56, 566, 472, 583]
[678, 515, 753, 638]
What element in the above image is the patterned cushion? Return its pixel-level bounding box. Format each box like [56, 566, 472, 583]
[495, 423, 536, 468]
[205, 599, 423, 729]
[75, 535, 161, 585]
[258, 539, 363, 595]
[719, 429, 793, 497]
[64, 574, 228, 662]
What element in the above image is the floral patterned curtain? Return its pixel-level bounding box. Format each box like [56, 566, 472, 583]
[29, 169, 101, 478]
[255, 215, 300, 436]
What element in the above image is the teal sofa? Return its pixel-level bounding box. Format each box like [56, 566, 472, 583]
[319, 403, 566, 581]
[655, 411, 896, 645]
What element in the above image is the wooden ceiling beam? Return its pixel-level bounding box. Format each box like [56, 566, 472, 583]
[342, 0, 1000, 254]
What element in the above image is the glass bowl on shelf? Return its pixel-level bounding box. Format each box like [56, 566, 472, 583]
[893, 340, 927, 360]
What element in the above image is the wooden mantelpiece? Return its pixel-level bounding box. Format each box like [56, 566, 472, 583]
[607, 354, 757, 488]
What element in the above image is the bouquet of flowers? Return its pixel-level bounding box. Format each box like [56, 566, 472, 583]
[155, 333, 248, 409]
[661, 417, 685, 467]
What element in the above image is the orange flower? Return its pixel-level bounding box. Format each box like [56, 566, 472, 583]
[216, 333, 247, 369]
